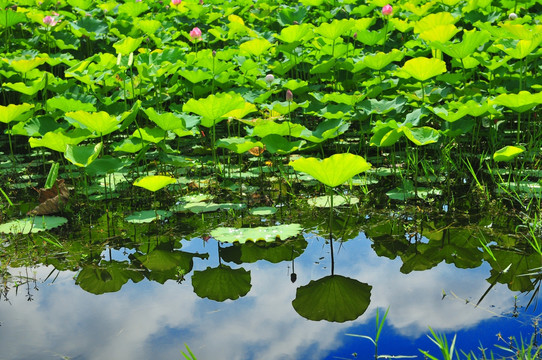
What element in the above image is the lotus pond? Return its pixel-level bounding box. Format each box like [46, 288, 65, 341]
[1, 0, 542, 358]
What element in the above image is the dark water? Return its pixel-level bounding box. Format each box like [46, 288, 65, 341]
[1, 226, 539, 360]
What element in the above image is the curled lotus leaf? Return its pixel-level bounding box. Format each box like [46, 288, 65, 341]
[289, 153, 371, 188]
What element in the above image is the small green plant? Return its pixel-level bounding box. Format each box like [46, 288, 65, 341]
[346, 307, 390, 360]
[181, 344, 197, 360]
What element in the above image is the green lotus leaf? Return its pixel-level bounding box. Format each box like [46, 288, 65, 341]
[277, 5, 307, 26]
[307, 195, 359, 208]
[355, 30, 386, 46]
[125, 210, 172, 223]
[65, 110, 121, 136]
[401, 57, 447, 82]
[301, 119, 350, 143]
[216, 137, 264, 154]
[498, 37, 542, 59]
[276, 23, 314, 43]
[315, 19, 354, 41]
[118, 2, 149, 18]
[178, 68, 213, 83]
[493, 145, 525, 162]
[211, 224, 302, 244]
[413, 12, 457, 34]
[29, 129, 90, 153]
[429, 99, 490, 122]
[131, 127, 166, 143]
[85, 156, 131, 176]
[133, 175, 176, 192]
[183, 92, 248, 127]
[0, 216, 68, 234]
[240, 38, 273, 58]
[292, 275, 372, 322]
[0, 9, 27, 28]
[249, 120, 309, 138]
[261, 134, 305, 154]
[419, 24, 459, 43]
[430, 29, 490, 59]
[4, 75, 47, 95]
[370, 127, 404, 147]
[46, 96, 96, 112]
[360, 97, 407, 115]
[501, 23, 540, 41]
[362, 49, 404, 71]
[403, 126, 440, 146]
[491, 91, 542, 113]
[143, 108, 187, 131]
[6, 57, 47, 73]
[289, 153, 372, 188]
[64, 142, 103, 167]
[403, 1, 435, 16]
[192, 265, 251, 302]
[0, 103, 34, 124]
[171, 202, 245, 214]
[112, 137, 148, 153]
[71, 17, 108, 40]
[75, 261, 144, 295]
[136, 19, 161, 35]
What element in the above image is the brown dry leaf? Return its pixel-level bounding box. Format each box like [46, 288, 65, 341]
[28, 179, 70, 215]
[248, 146, 265, 156]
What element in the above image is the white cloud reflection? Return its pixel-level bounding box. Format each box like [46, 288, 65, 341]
[0, 233, 519, 360]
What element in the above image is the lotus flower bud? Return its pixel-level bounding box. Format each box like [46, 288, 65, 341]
[265, 74, 274, 84]
[382, 4, 393, 16]
[509, 12, 518, 20]
[190, 27, 202, 40]
[286, 89, 293, 101]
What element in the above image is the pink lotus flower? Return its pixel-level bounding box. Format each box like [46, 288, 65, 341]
[43, 15, 59, 26]
[171, 0, 181, 5]
[190, 27, 202, 40]
[382, 4, 393, 16]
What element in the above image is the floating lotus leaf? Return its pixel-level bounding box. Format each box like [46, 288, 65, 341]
[386, 180, 441, 201]
[211, 224, 302, 244]
[249, 121, 308, 138]
[4, 75, 47, 96]
[307, 195, 359, 208]
[401, 57, 447, 82]
[171, 202, 245, 214]
[125, 210, 172, 223]
[493, 145, 525, 162]
[64, 142, 103, 167]
[0, 103, 34, 124]
[290, 153, 372, 188]
[65, 110, 121, 136]
[75, 261, 145, 295]
[118, 2, 149, 18]
[192, 265, 251, 302]
[183, 92, 248, 128]
[292, 275, 372, 322]
[133, 175, 176, 192]
[249, 207, 277, 216]
[491, 91, 542, 113]
[0, 216, 68, 234]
